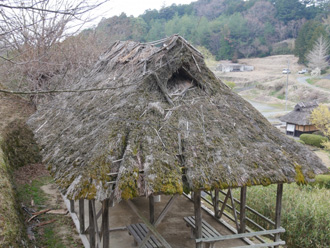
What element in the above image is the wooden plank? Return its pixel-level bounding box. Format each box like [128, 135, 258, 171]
[79, 199, 85, 234]
[127, 200, 172, 248]
[102, 199, 110, 248]
[195, 228, 285, 243]
[70, 200, 75, 213]
[91, 200, 101, 248]
[228, 188, 239, 231]
[219, 190, 275, 226]
[138, 195, 178, 248]
[183, 216, 221, 238]
[184, 193, 254, 246]
[239, 186, 247, 234]
[274, 183, 283, 248]
[127, 223, 162, 248]
[89, 200, 95, 248]
[218, 189, 230, 219]
[213, 189, 219, 218]
[220, 241, 285, 248]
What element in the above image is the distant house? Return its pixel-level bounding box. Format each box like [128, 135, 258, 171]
[280, 101, 319, 137]
[217, 63, 254, 72]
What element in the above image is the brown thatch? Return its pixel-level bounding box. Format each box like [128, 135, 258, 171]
[28, 36, 328, 202]
[280, 101, 319, 125]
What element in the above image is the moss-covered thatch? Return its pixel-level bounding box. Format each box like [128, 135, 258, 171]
[28, 36, 328, 202]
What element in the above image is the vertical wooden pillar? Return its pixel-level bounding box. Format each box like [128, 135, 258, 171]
[89, 200, 95, 248]
[194, 190, 203, 248]
[149, 195, 155, 225]
[70, 200, 75, 213]
[274, 183, 283, 248]
[102, 199, 110, 248]
[214, 189, 219, 218]
[239, 186, 247, 233]
[79, 199, 85, 234]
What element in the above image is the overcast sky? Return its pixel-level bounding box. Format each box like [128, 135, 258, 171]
[99, 0, 195, 18]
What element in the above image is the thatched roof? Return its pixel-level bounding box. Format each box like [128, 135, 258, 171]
[28, 36, 327, 202]
[280, 101, 319, 125]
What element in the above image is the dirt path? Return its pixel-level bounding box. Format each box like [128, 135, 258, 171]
[297, 76, 330, 94]
[0, 93, 83, 247]
[314, 150, 330, 168]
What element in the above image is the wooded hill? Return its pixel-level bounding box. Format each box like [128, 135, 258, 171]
[86, 0, 330, 62]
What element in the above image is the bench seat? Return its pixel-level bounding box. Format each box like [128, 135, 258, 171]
[127, 223, 163, 248]
[184, 216, 222, 248]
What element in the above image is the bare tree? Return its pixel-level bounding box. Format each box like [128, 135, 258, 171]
[0, 0, 107, 104]
[307, 35, 330, 71]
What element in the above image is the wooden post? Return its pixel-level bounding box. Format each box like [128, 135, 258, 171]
[79, 199, 85, 234]
[214, 189, 219, 218]
[239, 186, 247, 233]
[274, 183, 283, 248]
[70, 200, 75, 213]
[149, 195, 155, 225]
[194, 190, 203, 248]
[89, 200, 95, 248]
[102, 199, 110, 248]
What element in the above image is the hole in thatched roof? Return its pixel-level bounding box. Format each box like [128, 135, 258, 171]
[167, 68, 197, 97]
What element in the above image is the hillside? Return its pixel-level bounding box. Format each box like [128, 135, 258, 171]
[87, 0, 329, 61]
[212, 55, 330, 107]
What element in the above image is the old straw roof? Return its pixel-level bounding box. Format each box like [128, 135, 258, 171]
[280, 101, 319, 126]
[28, 36, 327, 202]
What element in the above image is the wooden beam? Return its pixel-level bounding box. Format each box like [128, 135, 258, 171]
[127, 199, 172, 248]
[194, 190, 202, 248]
[79, 199, 85, 234]
[195, 228, 285, 243]
[70, 200, 75, 213]
[213, 189, 219, 218]
[239, 186, 247, 233]
[228, 188, 240, 232]
[218, 189, 230, 219]
[91, 200, 102, 248]
[102, 199, 110, 248]
[149, 195, 155, 225]
[89, 200, 95, 248]
[274, 184, 283, 248]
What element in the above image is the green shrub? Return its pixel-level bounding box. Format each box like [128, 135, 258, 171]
[224, 81, 236, 89]
[297, 139, 305, 144]
[233, 184, 330, 248]
[1, 120, 41, 169]
[299, 134, 329, 148]
[313, 174, 330, 189]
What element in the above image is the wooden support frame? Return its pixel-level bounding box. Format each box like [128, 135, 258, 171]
[127, 196, 175, 248]
[70, 200, 75, 213]
[102, 199, 110, 248]
[79, 199, 85, 234]
[194, 190, 203, 248]
[274, 183, 283, 248]
[89, 200, 96, 248]
[239, 186, 247, 233]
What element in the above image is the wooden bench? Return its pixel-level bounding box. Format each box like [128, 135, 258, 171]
[183, 216, 221, 248]
[127, 223, 163, 248]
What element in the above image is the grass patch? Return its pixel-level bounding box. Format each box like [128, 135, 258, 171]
[38, 225, 66, 248]
[0, 140, 25, 248]
[306, 78, 318, 85]
[231, 184, 330, 248]
[17, 176, 52, 206]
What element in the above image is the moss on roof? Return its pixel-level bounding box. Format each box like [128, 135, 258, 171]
[28, 36, 328, 201]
